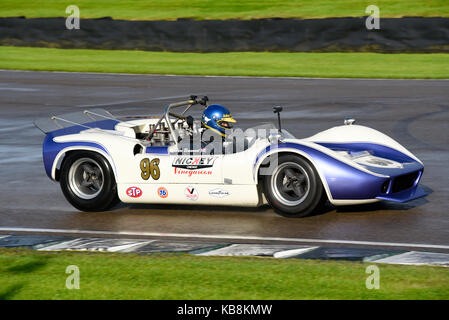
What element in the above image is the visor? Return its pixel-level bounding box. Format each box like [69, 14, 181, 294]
[217, 120, 234, 129]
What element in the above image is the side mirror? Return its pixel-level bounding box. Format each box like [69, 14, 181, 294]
[344, 118, 356, 125]
[273, 106, 283, 114]
[273, 106, 283, 132]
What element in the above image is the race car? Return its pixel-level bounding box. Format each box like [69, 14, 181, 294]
[35, 96, 426, 217]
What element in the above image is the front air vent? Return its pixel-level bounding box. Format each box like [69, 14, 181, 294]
[133, 144, 143, 155]
[381, 180, 390, 193]
[391, 171, 420, 193]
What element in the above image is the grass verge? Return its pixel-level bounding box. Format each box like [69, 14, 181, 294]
[0, 248, 448, 299]
[0, 46, 448, 79]
[1, 0, 449, 20]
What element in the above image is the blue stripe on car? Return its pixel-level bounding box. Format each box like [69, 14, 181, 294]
[47, 119, 119, 138]
[315, 142, 415, 163]
[255, 142, 424, 201]
[145, 146, 169, 154]
[315, 142, 423, 176]
[42, 119, 117, 179]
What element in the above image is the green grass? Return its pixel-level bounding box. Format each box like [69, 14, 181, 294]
[1, 0, 449, 20]
[0, 249, 448, 299]
[0, 46, 448, 79]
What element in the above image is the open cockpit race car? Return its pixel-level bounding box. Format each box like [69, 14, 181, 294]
[34, 95, 426, 217]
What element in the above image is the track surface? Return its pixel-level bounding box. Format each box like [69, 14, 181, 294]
[0, 70, 448, 249]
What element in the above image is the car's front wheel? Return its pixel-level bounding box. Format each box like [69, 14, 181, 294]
[60, 151, 119, 211]
[263, 154, 324, 217]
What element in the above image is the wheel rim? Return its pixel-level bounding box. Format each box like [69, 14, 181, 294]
[68, 158, 104, 200]
[271, 162, 310, 206]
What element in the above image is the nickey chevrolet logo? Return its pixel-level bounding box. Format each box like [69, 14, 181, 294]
[172, 156, 217, 170]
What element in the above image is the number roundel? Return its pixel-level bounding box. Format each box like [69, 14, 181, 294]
[140, 158, 160, 180]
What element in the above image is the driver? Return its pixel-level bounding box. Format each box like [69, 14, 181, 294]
[201, 104, 236, 138]
[200, 104, 236, 154]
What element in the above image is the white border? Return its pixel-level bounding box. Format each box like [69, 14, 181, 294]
[0, 227, 448, 250]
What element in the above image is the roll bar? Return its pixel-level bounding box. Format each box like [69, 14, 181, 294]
[147, 95, 209, 147]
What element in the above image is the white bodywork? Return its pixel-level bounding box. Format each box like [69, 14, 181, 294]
[49, 117, 421, 207]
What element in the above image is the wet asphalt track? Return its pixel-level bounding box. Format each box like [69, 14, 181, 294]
[0, 70, 448, 250]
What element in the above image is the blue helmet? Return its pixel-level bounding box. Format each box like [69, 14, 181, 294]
[201, 104, 236, 137]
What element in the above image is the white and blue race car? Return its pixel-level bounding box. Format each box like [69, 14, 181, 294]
[35, 96, 426, 217]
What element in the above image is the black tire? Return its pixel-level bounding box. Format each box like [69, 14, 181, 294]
[263, 154, 323, 218]
[60, 151, 119, 212]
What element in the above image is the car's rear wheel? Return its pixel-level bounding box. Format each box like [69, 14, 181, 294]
[263, 154, 323, 217]
[60, 151, 119, 211]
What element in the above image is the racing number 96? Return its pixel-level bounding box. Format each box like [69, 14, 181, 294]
[140, 158, 160, 180]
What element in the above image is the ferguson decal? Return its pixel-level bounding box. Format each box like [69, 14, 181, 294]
[174, 168, 213, 176]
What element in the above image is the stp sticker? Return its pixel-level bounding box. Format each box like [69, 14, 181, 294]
[126, 187, 142, 198]
[157, 187, 168, 198]
[185, 186, 199, 201]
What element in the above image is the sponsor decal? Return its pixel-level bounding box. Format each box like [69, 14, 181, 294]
[174, 168, 212, 176]
[172, 156, 216, 170]
[208, 188, 230, 198]
[126, 187, 142, 198]
[185, 186, 199, 201]
[157, 187, 168, 198]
